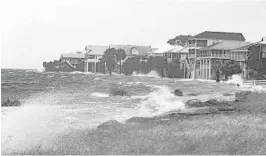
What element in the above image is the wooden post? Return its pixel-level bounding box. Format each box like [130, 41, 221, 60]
[209, 59, 211, 80]
[206, 59, 209, 80]
[184, 62, 186, 78]
[194, 40, 197, 79]
[95, 62, 97, 73]
[204, 59, 207, 80]
[84, 61, 88, 73]
[199, 59, 202, 79]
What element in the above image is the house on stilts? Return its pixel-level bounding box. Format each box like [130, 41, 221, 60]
[187, 31, 252, 80]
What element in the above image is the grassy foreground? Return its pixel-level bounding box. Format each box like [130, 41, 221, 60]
[9, 92, 266, 155]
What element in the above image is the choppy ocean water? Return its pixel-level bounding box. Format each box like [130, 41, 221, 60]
[1, 69, 264, 154]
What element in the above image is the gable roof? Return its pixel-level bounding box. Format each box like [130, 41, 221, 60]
[200, 41, 251, 51]
[85, 45, 109, 55]
[193, 31, 246, 41]
[61, 52, 85, 59]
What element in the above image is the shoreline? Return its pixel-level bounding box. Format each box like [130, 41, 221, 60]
[5, 91, 266, 155]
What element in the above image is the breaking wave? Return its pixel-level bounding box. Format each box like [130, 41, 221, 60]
[90, 92, 109, 97]
[222, 74, 266, 93]
[137, 85, 186, 117]
[224, 74, 243, 86]
[132, 70, 161, 78]
[1, 93, 68, 154]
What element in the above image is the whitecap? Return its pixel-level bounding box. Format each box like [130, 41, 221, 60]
[90, 92, 109, 97]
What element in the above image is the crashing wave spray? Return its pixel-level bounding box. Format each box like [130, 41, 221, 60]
[224, 74, 266, 93]
[132, 70, 160, 78]
[224, 74, 244, 86]
[137, 85, 185, 117]
[1, 93, 69, 154]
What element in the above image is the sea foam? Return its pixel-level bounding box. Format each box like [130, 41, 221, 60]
[132, 70, 161, 78]
[90, 92, 109, 97]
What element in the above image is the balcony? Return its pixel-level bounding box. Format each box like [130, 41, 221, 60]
[189, 43, 207, 48]
[188, 52, 247, 61]
[197, 53, 247, 61]
[188, 53, 196, 59]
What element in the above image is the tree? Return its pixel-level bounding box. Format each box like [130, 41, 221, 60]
[115, 49, 126, 73]
[146, 56, 168, 77]
[167, 35, 192, 46]
[245, 45, 266, 78]
[102, 48, 117, 75]
[167, 59, 184, 78]
[122, 58, 136, 75]
[221, 60, 242, 80]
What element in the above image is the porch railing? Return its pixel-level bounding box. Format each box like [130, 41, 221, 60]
[242, 80, 266, 86]
[188, 53, 247, 60]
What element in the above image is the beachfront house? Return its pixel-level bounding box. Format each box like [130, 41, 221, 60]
[60, 52, 85, 69]
[110, 45, 152, 57]
[164, 46, 189, 78]
[246, 38, 266, 78]
[84, 45, 153, 73]
[163, 45, 184, 62]
[84, 45, 109, 73]
[110, 44, 153, 62]
[149, 44, 176, 57]
[187, 31, 248, 80]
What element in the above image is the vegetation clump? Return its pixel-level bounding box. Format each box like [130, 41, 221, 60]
[2, 98, 21, 107]
[109, 87, 131, 97]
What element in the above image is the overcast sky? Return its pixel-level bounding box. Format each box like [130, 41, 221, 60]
[1, 0, 266, 69]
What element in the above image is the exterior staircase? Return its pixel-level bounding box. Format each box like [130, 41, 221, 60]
[65, 60, 76, 69]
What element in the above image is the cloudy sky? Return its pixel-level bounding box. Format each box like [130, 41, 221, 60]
[1, 0, 266, 69]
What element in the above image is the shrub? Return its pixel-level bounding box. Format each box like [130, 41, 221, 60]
[109, 87, 130, 96]
[2, 98, 21, 107]
[235, 92, 266, 113]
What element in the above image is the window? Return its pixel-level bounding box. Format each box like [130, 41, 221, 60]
[88, 55, 95, 59]
[263, 52, 266, 58]
[172, 53, 178, 58]
[262, 47, 266, 58]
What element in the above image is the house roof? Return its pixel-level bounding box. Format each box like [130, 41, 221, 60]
[110, 44, 152, 55]
[152, 44, 176, 54]
[168, 46, 189, 53]
[61, 52, 85, 59]
[200, 41, 251, 51]
[193, 31, 246, 41]
[167, 46, 183, 53]
[179, 46, 189, 53]
[253, 39, 266, 45]
[85, 45, 109, 55]
[234, 38, 266, 50]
